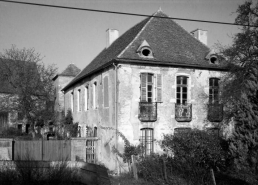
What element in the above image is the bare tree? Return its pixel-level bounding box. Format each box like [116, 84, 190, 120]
[0, 45, 57, 133]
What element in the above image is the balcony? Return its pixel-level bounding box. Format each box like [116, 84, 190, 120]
[138, 102, 157, 122]
[175, 103, 192, 122]
[208, 104, 223, 122]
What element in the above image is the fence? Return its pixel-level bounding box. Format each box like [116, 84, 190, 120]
[14, 140, 71, 161]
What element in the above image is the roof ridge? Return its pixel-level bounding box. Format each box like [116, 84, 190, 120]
[117, 10, 163, 58]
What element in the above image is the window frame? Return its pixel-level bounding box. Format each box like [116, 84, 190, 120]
[140, 128, 154, 155]
[84, 86, 89, 111]
[77, 89, 81, 112]
[70, 92, 74, 112]
[209, 78, 220, 104]
[176, 76, 188, 104]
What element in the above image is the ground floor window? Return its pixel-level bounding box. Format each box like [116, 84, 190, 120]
[140, 128, 154, 155]
[86, 139, 97, 163]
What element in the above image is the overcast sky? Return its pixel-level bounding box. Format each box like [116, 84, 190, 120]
[0, 0, 246, 73]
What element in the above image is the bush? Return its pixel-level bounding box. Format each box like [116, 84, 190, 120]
[161, 129, 228, 184]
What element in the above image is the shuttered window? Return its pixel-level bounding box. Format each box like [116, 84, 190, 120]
[140, 73, 162, 102]
[176, 76, 188, 104]
[104, 76, 109, 107]
[209, 78, 219, 104]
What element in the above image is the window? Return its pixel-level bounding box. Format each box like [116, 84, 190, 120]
[103, 76, 109, 108]
[86, 127, 97, 163]
[209, 78, 219, 104]
[77, 89, 81, 111]
[141, 73, 154, 102]
[176, 76, 188, 104]
[70, 92, 74, 112]
[140, 128, 154, 155]
[85, 86, 89, 111]
[93, 82, 97, 109]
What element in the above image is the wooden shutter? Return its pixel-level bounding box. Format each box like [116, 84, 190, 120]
[156, 74, 162, 102]
[140, 73, 147, 102]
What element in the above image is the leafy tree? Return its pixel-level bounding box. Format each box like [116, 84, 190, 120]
[0, 45, 57, 133]
[220, 0, 258, 178]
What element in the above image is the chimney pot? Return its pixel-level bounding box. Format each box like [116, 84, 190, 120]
[190, 29, 207, 45]
[106, 29, 119, 48]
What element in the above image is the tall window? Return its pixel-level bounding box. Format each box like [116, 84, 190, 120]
[77, 89, 81, 111]
[70, 92, 74, 112]
[176, 76, 188, 104]
[140, 128, 154, 155]
[93, 82, 97, 109]
[85, 86, 89, 111]
[141, 73, 154, 102]
[86, 127, 97, 163]
[209, 78, 219, 104]
[103, 76, 109, 108]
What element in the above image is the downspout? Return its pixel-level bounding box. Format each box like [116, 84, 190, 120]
[113, 62, 119, 174]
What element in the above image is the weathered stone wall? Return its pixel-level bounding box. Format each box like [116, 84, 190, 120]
[64, 66, 117, 170]
[116, 64, 225, 154]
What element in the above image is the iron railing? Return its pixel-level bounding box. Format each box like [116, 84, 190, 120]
[138, 102, 157, 122]
[175, 103, 192, 122]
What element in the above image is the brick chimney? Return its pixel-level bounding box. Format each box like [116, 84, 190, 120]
[190, 29, 207, 45]
[106, 29, 119, 48]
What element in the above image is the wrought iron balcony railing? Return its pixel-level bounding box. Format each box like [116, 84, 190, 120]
[175, 103, 192, 122]
[208, 104, 223, 122]
[138, 102, 157, 122]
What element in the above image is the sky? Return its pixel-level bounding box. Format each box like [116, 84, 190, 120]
[0, 0, 247, 73]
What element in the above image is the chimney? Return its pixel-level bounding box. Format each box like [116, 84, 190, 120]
[190, 29, 207, 45]
[106, 29, 119, 48]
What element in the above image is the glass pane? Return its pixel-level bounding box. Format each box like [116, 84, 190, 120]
[183, 93, 187, 99]
[183, 87, 187, 93]
[177, 77, 181, 84]
[182, 77, 187, 85]
[214, 89, 218, 95]
[209, 79, 213, 86]
[147, 74, 153, 83]
[148, 92, 152, 98]
[182, 99, 187, 104]
[176, 87, 180, 93]
[176, 99, 180, 104]
[148, 85, 152, 91]
[176, 93, 180, 99]
[214, 79, 219, 86]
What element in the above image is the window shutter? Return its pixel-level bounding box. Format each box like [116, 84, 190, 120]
[156, 74, 162, 102]
[140, 73, 147, 102]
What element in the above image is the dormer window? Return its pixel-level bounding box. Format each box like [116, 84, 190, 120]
[210, 56, 218, 64]
[137, 40, 154, 59]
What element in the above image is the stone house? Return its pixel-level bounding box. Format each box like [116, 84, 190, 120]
[62, 10, 228, 171]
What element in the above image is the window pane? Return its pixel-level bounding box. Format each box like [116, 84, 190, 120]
[209, 79, 213, 87]
[183, 87, 187, 93]
[182, 99, 187, 104]
[183, 93, 187, 99]
[176, 87, 180, 93]
[177, 77, 181, 84]
[147, 74, 153, 83]
[214, 79, 219, 87]
[182, 77, 187, 85]
[148, 85, 152, 91]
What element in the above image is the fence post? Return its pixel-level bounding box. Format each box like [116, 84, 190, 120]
[210, 168, 216, 185]
[163, 158, 168, 182]
[131, 155, 138, 180]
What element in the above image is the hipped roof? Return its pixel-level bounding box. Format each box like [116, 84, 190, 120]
[63, 10, 227, 91]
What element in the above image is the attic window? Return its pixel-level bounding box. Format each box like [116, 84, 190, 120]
[210, 56, 217, 64]
[138, 47, 153, 58]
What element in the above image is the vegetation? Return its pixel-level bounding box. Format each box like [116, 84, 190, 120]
[0, 160, 80, 185]
[0, 45, 57, 134]
[219, 0, 258, 182]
